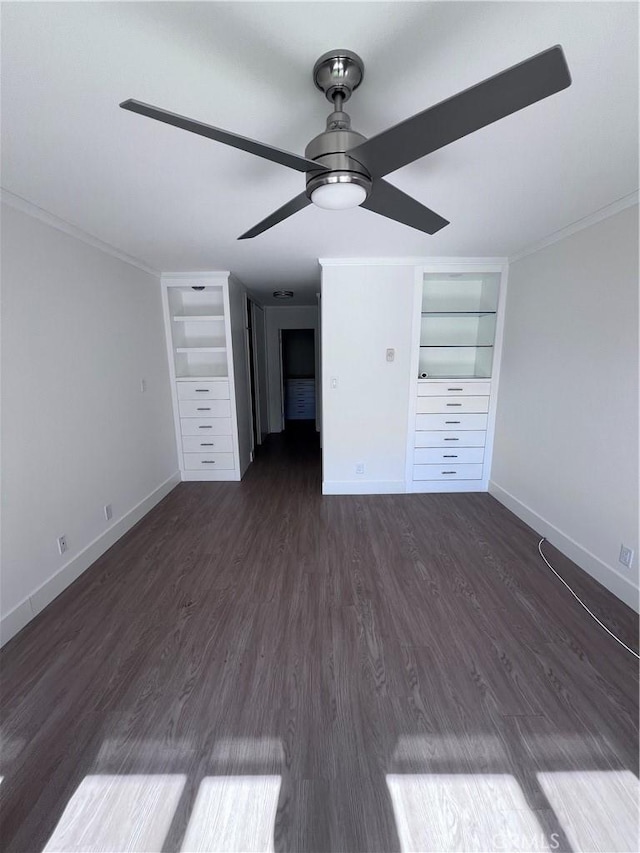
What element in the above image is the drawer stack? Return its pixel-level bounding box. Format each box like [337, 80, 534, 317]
[285, 378, 316, 420]
[177, 379, 235, 472]
[413, 381, 490, 484]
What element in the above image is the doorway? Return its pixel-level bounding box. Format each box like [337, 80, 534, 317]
[280, 328, 316, 438]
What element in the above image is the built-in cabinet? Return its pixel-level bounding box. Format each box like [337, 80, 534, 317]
[409, 264, 505, 493]
[162, 273, 252, 482]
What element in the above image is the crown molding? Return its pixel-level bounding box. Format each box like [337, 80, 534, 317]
[318, 256, 508, 267]
[509, 191, 639, 264]
[1, 188, 160, 277]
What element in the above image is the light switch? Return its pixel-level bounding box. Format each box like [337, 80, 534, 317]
[331, 376, 338, 389]
[386, 348, 395, 362]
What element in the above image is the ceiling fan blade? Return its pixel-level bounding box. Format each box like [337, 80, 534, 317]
[120, 99, 325, 174]
[348, 45, 571, 177]
[361, 179, 449, 235]
[238, 192, 311, 239]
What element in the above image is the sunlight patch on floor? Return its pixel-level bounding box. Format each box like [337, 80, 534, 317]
[43, 773, 186, 852]
[537, 770, 640, 853]
[387, 773, 551, 852]
[180, 775, 281, 852]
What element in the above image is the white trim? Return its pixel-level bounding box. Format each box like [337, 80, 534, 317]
[182, 470, 241, 482]
[322, 480, 406, 495]
[319, 256, 508, 268]
[481, 261, 509, 484]
[0, 188, 160, 277]
[0, 472, 181, 647]
[408, 480, 487, 493]
[489, 481, 639, 613]
[509, 191, 639, 263]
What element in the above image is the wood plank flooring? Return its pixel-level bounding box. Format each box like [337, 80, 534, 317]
[1, 427, 638, 852]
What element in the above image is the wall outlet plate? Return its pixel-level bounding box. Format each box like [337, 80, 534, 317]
[57, 535, 68, 555]
[104, 504, 113, 521]
[355, 462, 365, 475]
[619, 545, 634, 569]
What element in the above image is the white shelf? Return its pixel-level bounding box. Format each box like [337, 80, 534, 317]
[176, 346, 227, 353]
[168, 286, 225, 317]
[418, 374, 493, 380]
[172, 314, 224, 322]
[422, 273, 500, 314]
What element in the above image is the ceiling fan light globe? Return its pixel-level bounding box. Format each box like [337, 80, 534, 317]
[310, 181, 367, 210]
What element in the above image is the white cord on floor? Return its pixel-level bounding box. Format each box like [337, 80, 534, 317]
[537, 538, 639, 660]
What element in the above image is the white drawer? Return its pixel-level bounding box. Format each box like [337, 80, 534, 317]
[413, 464, 484, 481]
[183, 452, 235, 471]
[180, 417, 232, 436]
[417, 381, 490, 397]
[179, 399, 231, 418]
[177, 380, 230, 400]
[414, 430, 487, 448]
[416, 413, 488, 431]
[182, 435, 233, 453]
[417, 396, 489, 414]
[414, 447, 485, 465]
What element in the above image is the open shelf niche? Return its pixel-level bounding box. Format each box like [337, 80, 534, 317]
[419, 272, 500, 379]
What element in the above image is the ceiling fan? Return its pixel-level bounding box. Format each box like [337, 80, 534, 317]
[120, 46, 571, 240]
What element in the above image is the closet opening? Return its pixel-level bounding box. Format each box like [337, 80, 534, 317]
[280, 328, 317, 444]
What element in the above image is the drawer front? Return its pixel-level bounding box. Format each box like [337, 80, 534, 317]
[177, 381, 230, 400]
[179, 399, 231, 418]
[416, 413, 488, 431]
[183, 452, 235, 471]
[414, 447, 485, 465]
[180, 417, 232, 436]
[182, 435, 233, 453]
[413, 463, 484, 481]
[417, 381, 490, 397]
[417, 395, 489, 414]
[414, 430, 486, 448]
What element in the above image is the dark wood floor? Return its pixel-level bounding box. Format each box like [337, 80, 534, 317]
[1, 428, 638, 852]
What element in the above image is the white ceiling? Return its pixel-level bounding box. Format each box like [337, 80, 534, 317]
[2, 1, 638, 305]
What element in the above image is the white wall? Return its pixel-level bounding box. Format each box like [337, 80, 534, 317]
[264, 305, 318, 433]
[228, 275, 252, 474]
[321, 264, 416, 494]
[1, 203, 179, 643]
[491, 204, 639, 610]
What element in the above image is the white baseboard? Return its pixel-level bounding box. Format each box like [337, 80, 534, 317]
[489, 481, 639, 613]
[0, 472, 181, 647]
[322, 480, 406, 495]
[181, 471, 241, 482]
[409, 480, 487, 494]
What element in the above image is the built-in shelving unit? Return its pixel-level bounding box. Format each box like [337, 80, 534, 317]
[162, 274, 247, 481]
[409, 264, 506, 493]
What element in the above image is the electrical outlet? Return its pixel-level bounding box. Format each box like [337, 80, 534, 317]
[57, 535, 68, 555]
[104, 504, 113, 521]
[355, 462, 365, 475]
[619, 545, 634, 569]
[140, 378, 147, 393]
